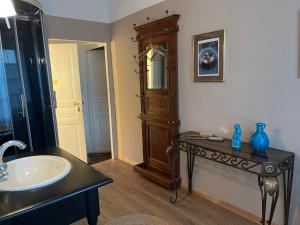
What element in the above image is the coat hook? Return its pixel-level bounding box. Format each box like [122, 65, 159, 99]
[147, 17, 150, 23]
[131, 37, 137, 42]
[134, 69, 141, 74]
[165, 10, 169, 16]
[133, 23, 136, 28]
[133, 55, 140, 65]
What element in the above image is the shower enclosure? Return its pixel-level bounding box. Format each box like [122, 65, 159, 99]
[0, 0, 56, 156]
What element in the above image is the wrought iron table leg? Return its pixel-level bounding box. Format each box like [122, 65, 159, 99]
[186, 151, 196, 193]
[258, 177, 267, 225]
[258, 176, 279, 225]
[283, 157, 294, 225]
[167, 145, 179, 203]
[268, 189, 279, 224]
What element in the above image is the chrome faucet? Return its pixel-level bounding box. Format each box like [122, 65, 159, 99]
[0, 140, 26, 177]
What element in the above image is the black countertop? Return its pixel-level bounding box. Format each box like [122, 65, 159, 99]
[0, 147, 113, 222]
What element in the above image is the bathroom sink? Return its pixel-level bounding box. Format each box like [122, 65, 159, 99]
[0, 155, 72, 191]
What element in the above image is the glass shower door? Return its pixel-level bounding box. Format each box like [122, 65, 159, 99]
[16, 19, 47, 149]
[0, 18, 31, 155]
[0, 31, 14, 156]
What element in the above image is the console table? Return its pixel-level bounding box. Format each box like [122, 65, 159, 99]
[167, 132, 294, 225]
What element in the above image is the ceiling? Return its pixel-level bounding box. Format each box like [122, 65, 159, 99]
[37, 0, 164, 23]
[107, 0, 164, 22]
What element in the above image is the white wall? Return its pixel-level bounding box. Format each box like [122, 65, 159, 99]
[111, 0, 300, 224]
[108, 0, 165, 22]
[39, 0, 110, 23]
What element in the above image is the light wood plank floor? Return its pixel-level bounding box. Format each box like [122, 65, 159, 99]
[73, 160, 256, 225]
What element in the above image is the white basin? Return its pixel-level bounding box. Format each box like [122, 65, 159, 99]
[0, 155, 72, 191]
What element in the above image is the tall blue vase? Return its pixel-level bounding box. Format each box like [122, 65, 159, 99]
[251, 122, 269, 152]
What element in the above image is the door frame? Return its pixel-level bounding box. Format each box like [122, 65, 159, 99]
[49, 43, 88, 162]
[48, 39, 118, 160]
[79, 44, 111, 155]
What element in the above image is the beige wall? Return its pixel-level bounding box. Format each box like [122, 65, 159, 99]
[111, 0, 300, 224]
[40, 0, 110, 23]
[44, 15, 119, 159]
[45, 16, 110, 42]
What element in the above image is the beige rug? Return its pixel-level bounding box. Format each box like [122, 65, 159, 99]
[105, 214, 169, 225]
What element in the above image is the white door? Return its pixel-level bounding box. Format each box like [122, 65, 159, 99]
[49, 43, 87, 162]
[87, 49, 111, 153]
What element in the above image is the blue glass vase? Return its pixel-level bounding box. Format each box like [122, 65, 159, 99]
[251, 123, 269, 152]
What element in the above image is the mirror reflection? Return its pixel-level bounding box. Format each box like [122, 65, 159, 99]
[146, 44, 168, 89]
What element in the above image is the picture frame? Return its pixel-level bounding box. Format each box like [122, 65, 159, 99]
[193, 30, 225, 82]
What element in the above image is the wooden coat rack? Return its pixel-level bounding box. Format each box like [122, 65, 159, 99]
[133, 14, 181, 189]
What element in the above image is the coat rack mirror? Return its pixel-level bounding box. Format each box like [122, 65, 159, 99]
[146, 43, 168, 89]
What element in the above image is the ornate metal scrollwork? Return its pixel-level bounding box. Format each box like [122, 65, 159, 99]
[261, 162, 278, 177]
[278, 155, 294, 176]
[166, 144, 180, 203]
[258, 176, 280, 225]
[263, 177, 279, 196]
[176, 141, 260, 174]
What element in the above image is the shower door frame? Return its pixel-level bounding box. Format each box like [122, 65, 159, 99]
[0, 17, 33, 152]
[0, 8, 58, 152]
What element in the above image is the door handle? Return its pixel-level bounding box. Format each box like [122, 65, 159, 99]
[168, 120, 176, 125]
[50, 91, 57, 109]
[20, 94, 26, 118]
[74, 102, 83, 112]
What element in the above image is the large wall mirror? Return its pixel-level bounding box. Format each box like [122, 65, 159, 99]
[146, 43, 168, 89]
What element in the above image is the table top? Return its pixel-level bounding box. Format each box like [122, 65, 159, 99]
[0, 147, 113, 222]
[174, 132, 294, 165]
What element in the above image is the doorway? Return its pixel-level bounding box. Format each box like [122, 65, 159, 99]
[48, 40, 116, 164]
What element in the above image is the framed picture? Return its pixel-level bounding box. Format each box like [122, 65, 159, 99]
[193, 30, 225, 82]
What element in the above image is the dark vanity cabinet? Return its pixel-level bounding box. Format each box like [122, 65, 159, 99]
[0, 1, 56, 157]
[134, 15, 181, 189]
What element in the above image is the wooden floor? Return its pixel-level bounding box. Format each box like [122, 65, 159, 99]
[87, 153, 112, 165]
[73, 160, 256, 225]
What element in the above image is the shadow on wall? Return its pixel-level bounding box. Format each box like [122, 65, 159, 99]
[269, 129, 284, 148]
[290, 154, 300, 224]
[290, 11, 300, 223]
[298, 11, 300, 77]
[192, 157, 257, 187]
